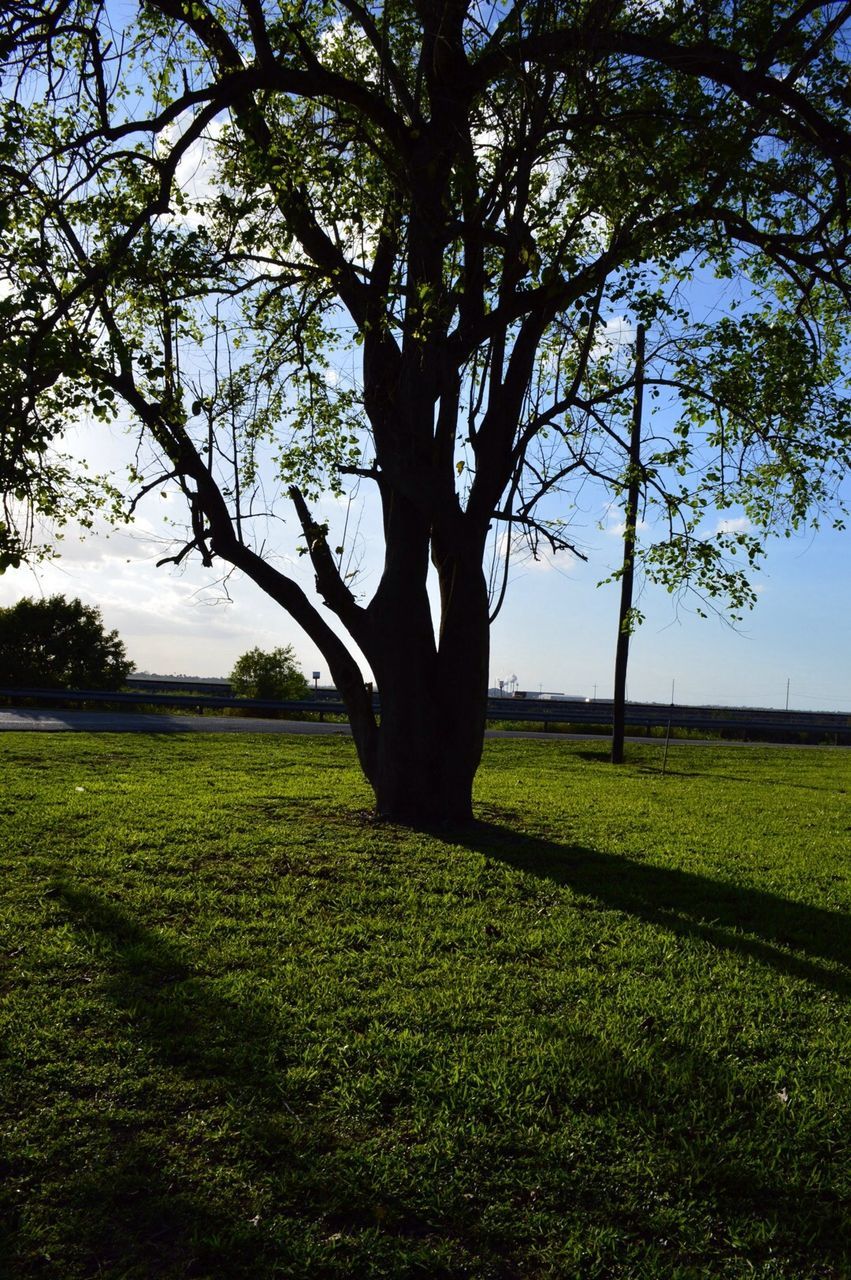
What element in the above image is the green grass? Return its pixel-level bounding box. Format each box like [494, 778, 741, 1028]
[1, 733, 849, 1279]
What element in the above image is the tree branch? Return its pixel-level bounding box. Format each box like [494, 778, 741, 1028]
[492, 509, 588, 560]
[479, 27, 851, 173]
[288, 484, 372, 646]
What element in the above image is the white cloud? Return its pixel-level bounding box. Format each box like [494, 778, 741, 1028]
[0, 494, 376, 679]
[0, 545, 279, 677]
[45, 518, 166, 568]
[581, 210, 613, 256]
[606, 517, 650, 537]
[161, 115, 227, 230]
[716, 516, 753, 535]
[592, 315, 637, 361]
[494, 530, 578, 573]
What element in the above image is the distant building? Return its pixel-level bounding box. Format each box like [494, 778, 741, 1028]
[487, 688, 586, 701]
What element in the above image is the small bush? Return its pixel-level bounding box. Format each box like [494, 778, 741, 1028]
[229, 645, 309, 703]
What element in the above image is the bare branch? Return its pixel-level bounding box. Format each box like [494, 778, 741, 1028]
[288, 485, 372, 645]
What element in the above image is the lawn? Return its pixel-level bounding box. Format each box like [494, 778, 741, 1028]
[1, 733, 849, 1279]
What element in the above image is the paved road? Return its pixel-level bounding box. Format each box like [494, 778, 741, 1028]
[0, 706, 618, 742]
[0, 706, 835, 748]
[0, 708, 355, 735]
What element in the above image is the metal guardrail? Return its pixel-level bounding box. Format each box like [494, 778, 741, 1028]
[126, 676, 234, 696]
[0, 686, 349, 719]
[125, 676, 345, 702]
[484, 696, 851, 741]
[0, 687, 848, 742]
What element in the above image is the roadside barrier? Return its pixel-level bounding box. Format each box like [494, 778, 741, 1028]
[0, 687, 848, 743]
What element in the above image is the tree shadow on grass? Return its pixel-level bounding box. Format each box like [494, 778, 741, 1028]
[7, 880, 528, 1280]
[449, 819, 851, 995]
[572, 744, 850, 793]
[3, 881, 295, 1278]
[5, 858, 850, 1280]
[433, 820, 851, 1270]
[645, 763, 850, 794]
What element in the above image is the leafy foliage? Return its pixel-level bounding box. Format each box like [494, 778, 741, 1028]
[0, 594, 133, 689]
[229, 645, 309, 702]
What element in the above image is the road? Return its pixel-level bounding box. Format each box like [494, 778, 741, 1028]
[0, 706, 835, 748]
[0, 707, 622, 741]
[0, 708, 355, 735]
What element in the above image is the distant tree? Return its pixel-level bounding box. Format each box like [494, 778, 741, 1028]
[0, 595, 133, 689]
[229, 646, 309, 702]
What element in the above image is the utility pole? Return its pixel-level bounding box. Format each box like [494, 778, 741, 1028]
[611, 323, 645, 765]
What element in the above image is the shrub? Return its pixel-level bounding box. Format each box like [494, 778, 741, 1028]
[229, 645, 309, 702]
[0, 595, 133, 690]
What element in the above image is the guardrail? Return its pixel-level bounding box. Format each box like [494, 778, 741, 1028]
[484, 696, 851, 742]
[0, 687, 848, 743]
[125, 676, 346, 702]
[0, 686, 350, 720]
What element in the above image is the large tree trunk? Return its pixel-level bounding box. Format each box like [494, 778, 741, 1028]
[369, 606, 489, 824]
[354, 508, 490, 826]
[370, 668, 485, 824]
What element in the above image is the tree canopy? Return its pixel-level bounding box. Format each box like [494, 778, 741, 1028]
[230, 645, 310, 701]
[0, 594, 134, 689]
[1, 0, 850, 819]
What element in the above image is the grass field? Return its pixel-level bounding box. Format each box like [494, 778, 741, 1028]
[1, 732, 849, 1279]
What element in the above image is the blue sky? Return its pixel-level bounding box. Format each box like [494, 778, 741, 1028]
[489, 515, 850, 710]
[2, 446, 848, 712]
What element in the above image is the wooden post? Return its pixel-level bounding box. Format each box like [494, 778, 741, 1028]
[611, 323, 645, 765]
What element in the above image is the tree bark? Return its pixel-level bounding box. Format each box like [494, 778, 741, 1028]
[369, 656, 485, 825]
[354, 506, 490, 826]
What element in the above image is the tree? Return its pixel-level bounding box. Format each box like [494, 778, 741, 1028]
[0, 595, 133, 690]
[1, 0, 850, 822]
[230, 646, 310, 702]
